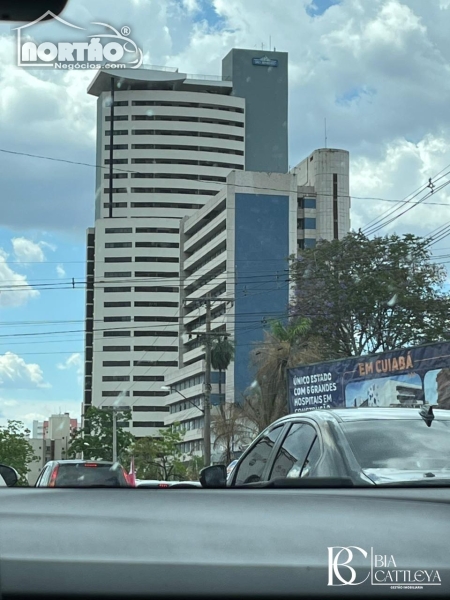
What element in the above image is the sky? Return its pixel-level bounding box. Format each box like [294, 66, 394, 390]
[2, 0, 450, 430]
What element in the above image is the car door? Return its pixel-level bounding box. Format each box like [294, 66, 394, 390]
[231, 424, 286, 486]
[268, 422, 319, 480]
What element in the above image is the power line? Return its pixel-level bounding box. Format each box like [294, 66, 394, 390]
[3, 146, 450, 208]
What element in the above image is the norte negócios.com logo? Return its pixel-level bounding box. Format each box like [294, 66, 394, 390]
[15, 11, 143, 70]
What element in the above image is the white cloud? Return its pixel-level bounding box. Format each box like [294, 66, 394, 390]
[0, 352, 50, 390]
[181, 0, 201, 14]
[0, 250, 39, 308]
[12, 237, 45, 263]
[57, 353, 83, 386]
[56, 264, 66, 278]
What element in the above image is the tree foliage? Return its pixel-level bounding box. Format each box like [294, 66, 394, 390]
[131, 425, 188, 481]
[242, 318, 328, 432]
[0, 420, 39, 485]
[68, 406, 134, 463]
[290, 231, 450, 357]
[211, 401, 254, 465]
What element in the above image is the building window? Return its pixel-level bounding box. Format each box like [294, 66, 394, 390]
[105, 228, 132, 234]
[104, 316, 131, 322]
[304, 198, 316, 209]
[304, 238, 316, 249]
[134, 316, 178, 323]
[132, 421, 165, 428]
[134, 345, 177, 352]
[134, 271, 179, 278]
[297, 218, 303, 229]
[135, 242, 179, 249]
[134, 301, 178, 308]
[103, 202, 128, 208]
[105, 257, 132, 263]
[102, 375, 130, 382]
[333, 173, 338, 239]
[103, 188, 127, 194]
[105, 129, 128, 135]
[133, 330, 178, 338]
[104, 301, 132, 308]
[105, 158, 129, 165]
[134, 286, 179, 293]
[102, 391, 130, 397]
[103, 346, 131, 352]
[136, 227, 179, 234]
[105, 144, 128, 150]
[103, 331, 131, 337]
[304, 218, 316, 230]
[102, 361, 131, 367]
[135, 256, 179, 264]
[104, 271, 132, 278]
[104, 287, 132, 293]
[133, 360, 177, 367]
[131, 391, 169, 397]
[105, 242, 132, 248]
[105, 115, 129, 121]
[133, 406, 170, 412]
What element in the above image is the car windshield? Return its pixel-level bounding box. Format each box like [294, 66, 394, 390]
[341, 420, 450, 472]
[55, 464, 128, 487]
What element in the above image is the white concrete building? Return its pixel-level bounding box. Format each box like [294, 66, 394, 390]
[84, 49, 290, 438]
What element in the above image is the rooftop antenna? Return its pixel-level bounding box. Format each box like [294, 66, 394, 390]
[269, 35, 271, 51]
[262, 42, 264, 50]
[324, 117, 327, 148]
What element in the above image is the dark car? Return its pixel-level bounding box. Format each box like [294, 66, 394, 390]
[213, 407, 450, 487]
[35, 460, 131, 488]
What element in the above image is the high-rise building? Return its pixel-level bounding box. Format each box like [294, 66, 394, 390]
[84, 49, 289, 438]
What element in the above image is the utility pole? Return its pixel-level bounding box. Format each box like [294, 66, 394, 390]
[112, 408, 117, 463]
[192, 296, 234, 467]
[203, 299, 212, 467]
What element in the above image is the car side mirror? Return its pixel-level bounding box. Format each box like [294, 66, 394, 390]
[0, 464, 19, 487]
[199, 465, 227, 488]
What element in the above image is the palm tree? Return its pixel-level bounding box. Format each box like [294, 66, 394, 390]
[243, 317, 327, 432]
[211, 336, 235, 400]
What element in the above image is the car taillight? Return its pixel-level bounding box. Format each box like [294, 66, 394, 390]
[49, 465, 59, 487]
[158, 483, 169, 488]
[84, 463, 98, 467]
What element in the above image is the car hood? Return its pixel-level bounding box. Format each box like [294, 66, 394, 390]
[363, 468, 450, 484]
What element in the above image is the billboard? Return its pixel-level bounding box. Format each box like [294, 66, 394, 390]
[287, 341, 450, 413]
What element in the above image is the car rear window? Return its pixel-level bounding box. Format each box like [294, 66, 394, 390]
[55, 463, 129, 487]
[341, 419, 450, 471]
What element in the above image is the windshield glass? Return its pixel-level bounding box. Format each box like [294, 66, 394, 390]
[2, 2, 450, 492]
[342, 420, 450, 472]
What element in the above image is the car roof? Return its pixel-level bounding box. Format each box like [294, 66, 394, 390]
[274, 407, 450, 425]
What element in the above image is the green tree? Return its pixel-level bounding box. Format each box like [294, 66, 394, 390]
[290, 231, 450, 357]
[242, 318, 327, 432]
[0, 420, 38, 485]
[131, 424, 187, 481]
[68, 406, 134, 463]
[211, 336, 235, 399]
